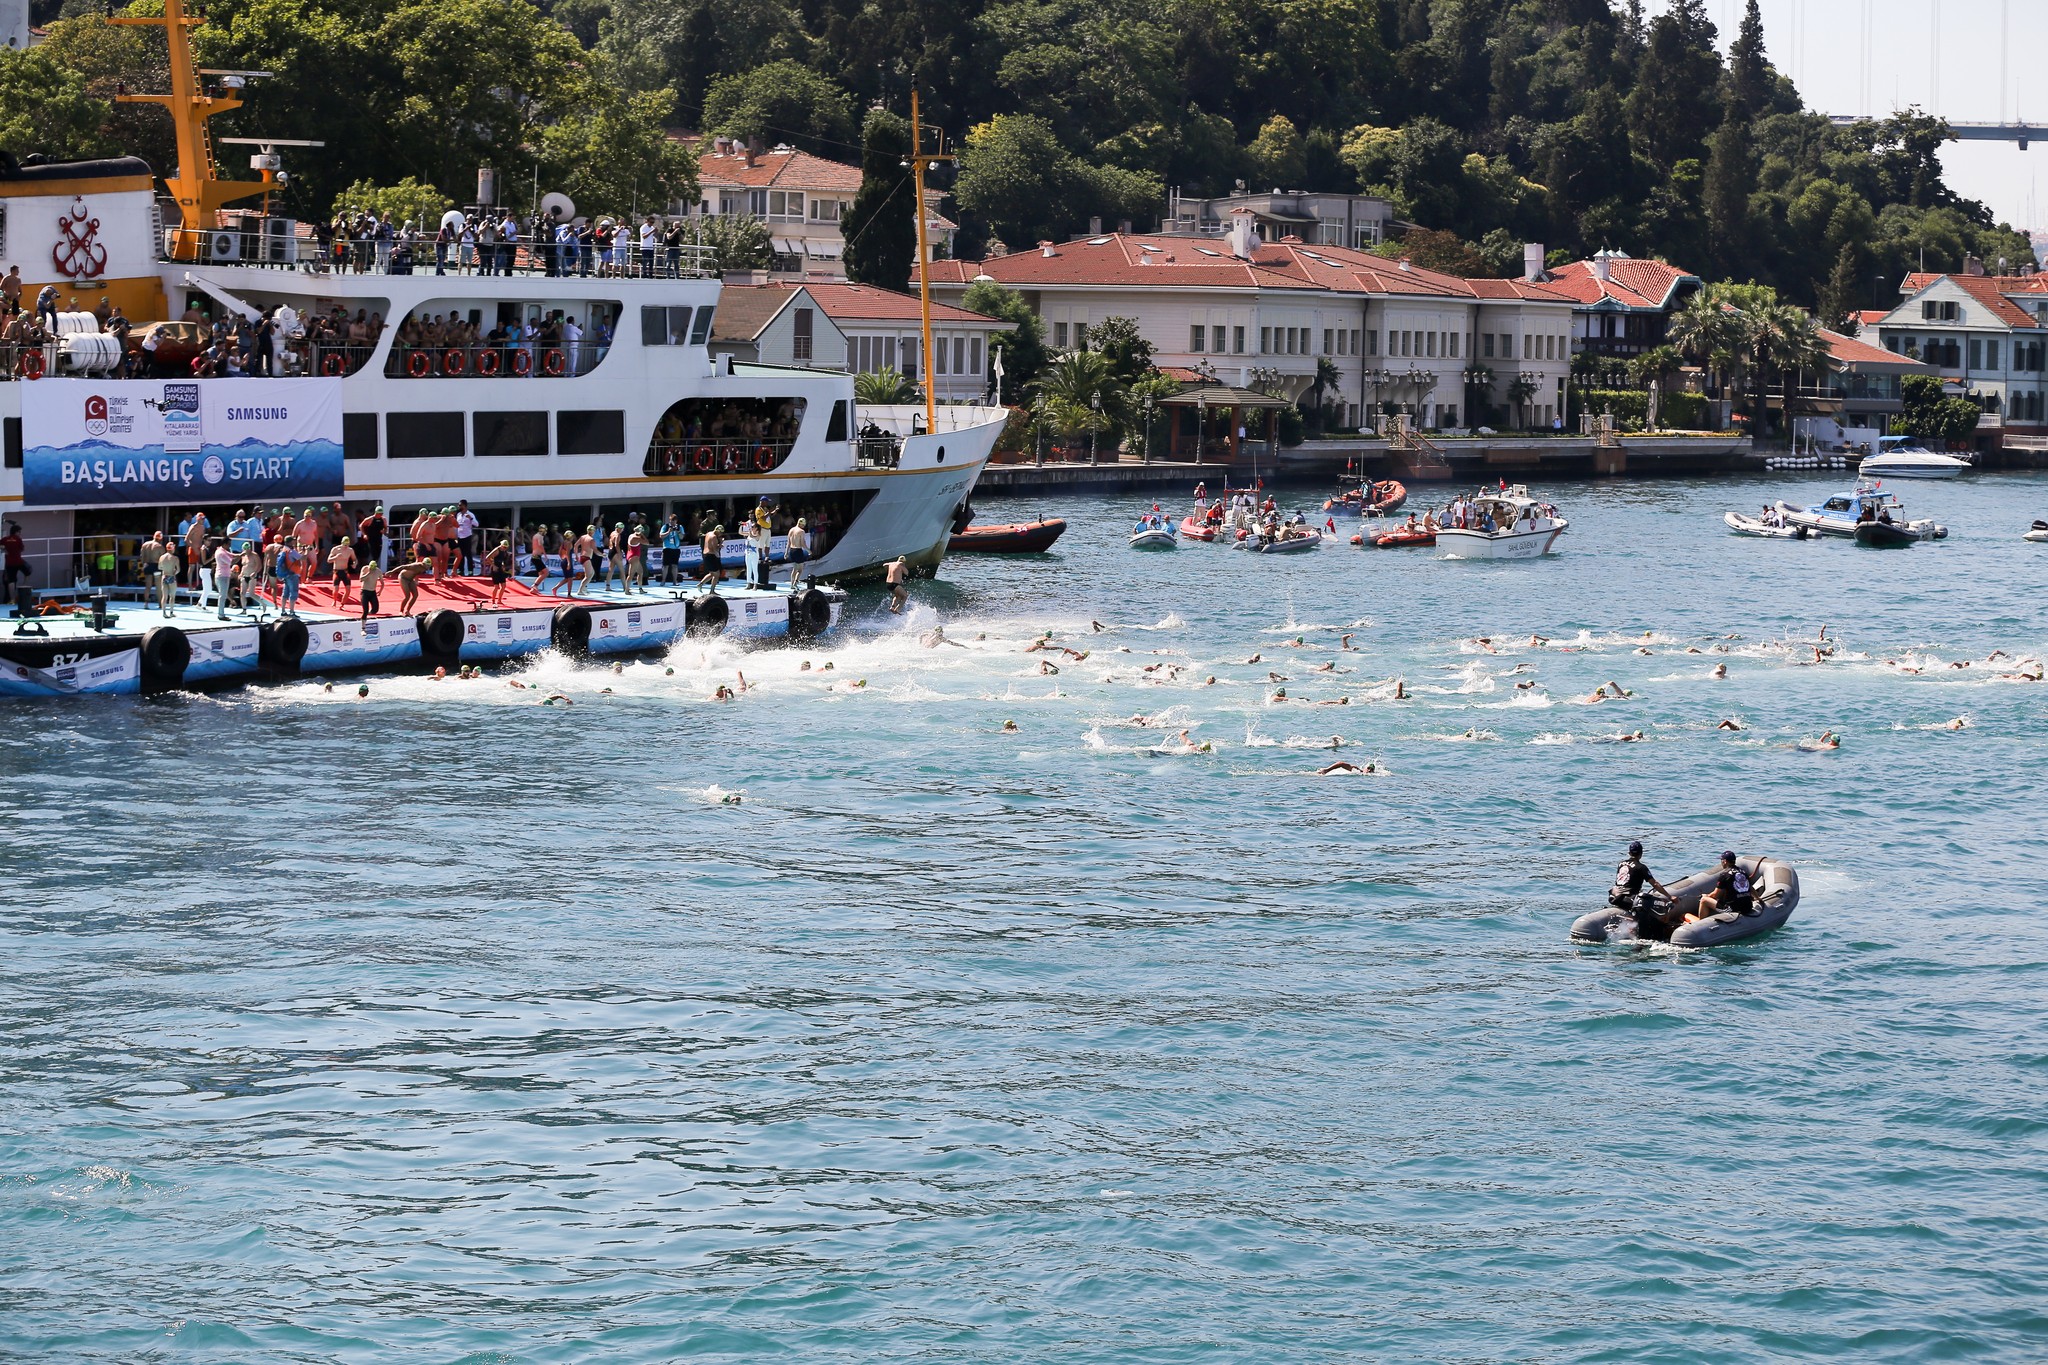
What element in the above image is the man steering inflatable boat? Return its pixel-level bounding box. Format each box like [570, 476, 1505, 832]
[1576, 840, 1801, 947]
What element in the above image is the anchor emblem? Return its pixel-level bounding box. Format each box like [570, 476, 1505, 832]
[52, 197, 107, 279]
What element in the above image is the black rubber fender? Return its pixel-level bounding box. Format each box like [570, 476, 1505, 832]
[951, 500, 974, 534]
[417, 607, 464, 664]
[551, 603, 593, 656]
[258, 616, 309, 669]
[788, 587, 833, 639]
[686, 592, 729, 637]
[139, 625, 191, 692]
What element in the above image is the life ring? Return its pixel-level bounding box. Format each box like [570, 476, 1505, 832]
[752, 446, 775, 472]
[662, 448, 680, 474]
[406, 351, 430, 378]
[721, 447, 742, 473]
[443, 348, 467, 376]
[17, 349, 44, 379]
[475, 349, 500, 377]
[511, 349, 532, 377]
[692, 446, 715, 473]
[321, 352, 345, 377]
[542, 349, 565, 377]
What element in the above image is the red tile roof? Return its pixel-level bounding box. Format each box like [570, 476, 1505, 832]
[925, 235, 1576, 303]
[719, 282, 998, 328]
[1819, 327, 1931, 370]
[1899, 273, 2044, 329]
[698, 148, 861, 193]
[1545, 254, 1701, 310]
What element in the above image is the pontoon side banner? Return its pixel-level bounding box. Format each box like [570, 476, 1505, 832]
[21, 377, 345, 508]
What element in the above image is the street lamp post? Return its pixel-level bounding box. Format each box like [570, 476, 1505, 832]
[1142, 394, 1154, 464]
[1195, 395, 1207, 466]
[1089, 392, 1101, 465]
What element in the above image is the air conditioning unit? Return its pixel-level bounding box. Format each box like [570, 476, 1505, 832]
[262, 217, 298, 264]
[208, 230, 241, 262]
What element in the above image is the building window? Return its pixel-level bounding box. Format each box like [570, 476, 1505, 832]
[1986, 340, 2001, 370]
[1213, 325, 1226, 353]
[1323, 328, 1334, 354]
[1521, 334, 1531, 359]
[953, 335, 965, 374]
[767, 190, 804, 221]
[1189, 324, 1204, 353]
[1483, 333, 1495, 358]
[1350, 329, 1361, 355]
[1970, 339, 1982, 370]
[342, 412, 376, 460]
[1426, 332, 1436, 358]
[1233, 326, 1245, 354]
[1261, 326, 1271, 354]
[1364, 330, 1377, 355]
[1449, 332, 1459, 358]
[792, 307, 814, 361]
[970, 336, 983, 376]
[748, 189, 767, 216]
[933, 333, 948, 374]
[1055, 322, 1069, 348]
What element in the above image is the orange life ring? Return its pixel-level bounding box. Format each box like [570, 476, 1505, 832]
[406, 351, 430, 378]
[692, 446, 715, 473]
[321, 352, 345, 377]
[511, 349, 532, 377]
[17, 349, 43, 379]
[543, 349, 565, 377]
[475, 349, 501, 377]
[443, 348, 467, 377]
[752, 446, 774, 472]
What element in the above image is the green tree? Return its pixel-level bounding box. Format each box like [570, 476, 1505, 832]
[963, 278, 1048, 394]
[1625, 0, 1721, 167]
[955, 113, 1077, 246]
[1245, 114, 1306, 188]
[1032, 349, 1129, 439]
[701, 60, 857, 156]
[1083, 316, 1154, 384]
[331, 176, 453, 229]
[535, 81, 697, 218]
[0, 47, 119, 164]
[692, 212, 773, 271]
[854, 366, 918, 403]
[1702, 111, 1756, 275]
[38, 9, 172, 178]
[1726, 0, 1770, 119]
[843, 107, 915, 289]
[1373, 228, 1483, 276]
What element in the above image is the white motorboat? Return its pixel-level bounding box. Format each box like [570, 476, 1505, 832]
[1436, 486, 1568, 559]
[2024, 520, 2048, 543]
[1859, 438, 1971, 480]
[1236, 527, 1322, 554]
[1724, 511, 1810, 539]
[1129, 523, 1178, 550]
[1777, 486, 1947, 541]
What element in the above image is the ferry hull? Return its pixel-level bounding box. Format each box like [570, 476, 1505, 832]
[1437, 524, 1566, 559]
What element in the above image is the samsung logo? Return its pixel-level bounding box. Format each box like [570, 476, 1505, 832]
[225, 406, 288, 421]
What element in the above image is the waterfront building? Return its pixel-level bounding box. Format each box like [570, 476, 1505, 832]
[1871, 272, 2048, 450]
[710, 282, 1004, 403]
[926, 215, 1577, 432]
[1545, 250, 1704, 361]
[1158, 186, 1394, 250]
[690, 140, 954, 280]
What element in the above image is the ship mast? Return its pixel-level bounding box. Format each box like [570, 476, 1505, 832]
[908, 89, 952, 430]
[110, 0, 271, 258]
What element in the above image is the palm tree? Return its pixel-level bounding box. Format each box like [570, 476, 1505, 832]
[1627, 345, 1684, 427]
[1751, 304, 1833, 439]
[854, 366, 917, 404]
[1031, 350, 1129, 454]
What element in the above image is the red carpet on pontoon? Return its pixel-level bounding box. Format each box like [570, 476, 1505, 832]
[263, 575, 594, 617]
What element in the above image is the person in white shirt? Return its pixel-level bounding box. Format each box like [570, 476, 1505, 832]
[638, 218, 658, 276]
[562, 315, 584, 374]
[454, 500, 479, 574]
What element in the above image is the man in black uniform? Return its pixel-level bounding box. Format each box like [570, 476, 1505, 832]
[1692, 851, 1754, 922]
[1611, 840, 1676, 931]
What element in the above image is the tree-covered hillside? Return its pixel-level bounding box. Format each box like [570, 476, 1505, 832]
[7, 0, 2035, 312]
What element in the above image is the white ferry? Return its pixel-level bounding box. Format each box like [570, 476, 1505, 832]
[1435, 486, 1569, 559]
[0, 0, 1002, 695]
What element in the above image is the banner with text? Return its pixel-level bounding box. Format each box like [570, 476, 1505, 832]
[21, 378, 345, 508]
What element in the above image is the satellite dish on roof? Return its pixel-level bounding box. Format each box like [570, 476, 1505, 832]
[540, 191, 576, 222]
[440, 209, 467, 232]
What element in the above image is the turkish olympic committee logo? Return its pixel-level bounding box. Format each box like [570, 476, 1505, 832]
[84, 394, 108, 437]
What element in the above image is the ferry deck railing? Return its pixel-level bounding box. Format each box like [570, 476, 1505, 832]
[383, 342, 609, 381]
[644, 438, 797, 477]
[163, 227, 721, 280]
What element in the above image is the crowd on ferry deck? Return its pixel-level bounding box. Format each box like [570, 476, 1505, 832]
[387, 307, 613, 378]
[324, 209, 698, 279]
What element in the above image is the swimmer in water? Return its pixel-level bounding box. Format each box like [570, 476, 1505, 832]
[1039, 660, 1060, 675]
[1392, 679, 1407, 700]
[1271, 688, 1288, 702]
[610, 662, 624, 675]
[1528, 634, 1548, 647]
[800, 661, 812, 671]
[1172, 728, 1212, 753]
[1604, 681, 1634, 698]
[1246, 653, 1262, 664]
[1716, 719, 1742, 731]
[543, 693, 571, 706]
[1091, 620, 1105, 633]
[432, 666, 447, 680]
[507, 679, 527, 689]
[1712, 663, 1728, 679]
[1515, 680, 1538, 691]
[1317, 760, 1377, 775]
[356, 684, 369, 698]
[1001, 719, 1019, 733]
[664, 667, 675, 676]
[1268, 671, 1288, 682]
[1203, 675, 1217, 686]
[1311, 696, 1351, 706]
[1799, 730, 1841, 751]
[821, 662, 834, 671]
[849, 679, 867, 689]
[1312, 662, 1337, 673]
[1942, 717, 1968, 730]
[322, 681, 334, 692]
[712, 685, 735, 701]
[1340, 634, 1357, 651]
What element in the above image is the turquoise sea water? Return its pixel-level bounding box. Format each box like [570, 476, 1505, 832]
[4, 472, 2047, 1362]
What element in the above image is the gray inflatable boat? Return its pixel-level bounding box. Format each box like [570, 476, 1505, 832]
[1571, 856, 1801, 948]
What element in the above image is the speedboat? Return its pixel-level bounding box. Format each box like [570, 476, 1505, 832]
[2025, 520, 2048, 543]
[1436, 486, 1568, 559]
[1777, 485, 1946, 542]
[1179, 515, 1218, 542]
[1571, 856, 1800, 948]
[1724, 511, 1809, 539]
[1323, 478, 1407, 517]
[1129, 523, 1177, 550]
[948, 518, 1067, 553]
[1859, 438, 1970, 480]
[1237, 527, 1322, 554]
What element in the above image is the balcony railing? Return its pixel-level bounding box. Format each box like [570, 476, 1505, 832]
[384, 343, 605, 380]
[644, 439, 797, 477]
[162, 226, 719, 280]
